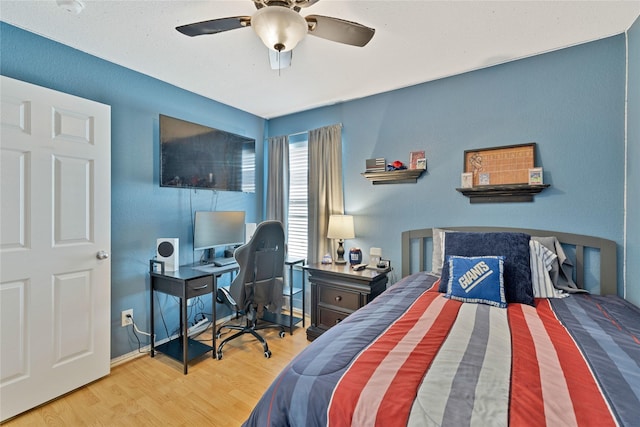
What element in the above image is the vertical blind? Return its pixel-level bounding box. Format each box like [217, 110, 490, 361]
[287, 139, 308, 260]
[242, 146, 255, 193]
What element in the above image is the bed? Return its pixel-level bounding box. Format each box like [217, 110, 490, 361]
[244, 227, 640, 426]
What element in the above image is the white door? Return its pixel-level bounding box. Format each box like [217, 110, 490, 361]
[0, 76, 111, 421]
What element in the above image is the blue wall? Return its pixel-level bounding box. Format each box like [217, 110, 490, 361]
[269, 35, 628, 294]
[2, 20, 636, 358]
[1, 23, 266, 358]
[627, 17, 640, 307]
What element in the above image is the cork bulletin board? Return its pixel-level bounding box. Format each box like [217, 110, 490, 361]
[464, 143, 536, 186]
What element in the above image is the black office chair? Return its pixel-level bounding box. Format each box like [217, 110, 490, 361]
[215, 220, 286, 359]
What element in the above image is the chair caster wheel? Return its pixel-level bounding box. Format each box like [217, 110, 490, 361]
[279, 331, 286, 338]
[264, 350, 271, 358]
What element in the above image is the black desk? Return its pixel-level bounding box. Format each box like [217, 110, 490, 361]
[149, 262, 239, 374]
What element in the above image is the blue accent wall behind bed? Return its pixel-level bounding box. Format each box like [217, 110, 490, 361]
[268, 35, 629, 297]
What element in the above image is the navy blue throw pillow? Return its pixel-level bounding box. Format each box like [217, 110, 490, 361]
[438, 232, 534, 306]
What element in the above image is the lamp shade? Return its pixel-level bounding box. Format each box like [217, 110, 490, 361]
[251, 6, 308, 52]
[327, 215, 355, 240]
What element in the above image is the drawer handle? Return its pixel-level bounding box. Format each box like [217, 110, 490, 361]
[191, 284, 208, 290]
[335, 295, 342, 302]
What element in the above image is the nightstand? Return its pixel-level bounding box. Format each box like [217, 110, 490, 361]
[303, 263, 388, 341]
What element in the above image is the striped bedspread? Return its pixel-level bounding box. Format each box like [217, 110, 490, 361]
[244, 273, 640, 427]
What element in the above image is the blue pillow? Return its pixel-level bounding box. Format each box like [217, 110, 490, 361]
[445, 256, 507, 308]
[439, 231, 534, 306]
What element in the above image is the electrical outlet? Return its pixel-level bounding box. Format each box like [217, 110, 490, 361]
[121, 309, 133, 327]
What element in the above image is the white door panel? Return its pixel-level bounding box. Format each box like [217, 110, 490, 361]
[0, 76, 111, 421]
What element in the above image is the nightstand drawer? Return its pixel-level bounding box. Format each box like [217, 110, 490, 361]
[186, 276, 213, 298]
[319, 286, 359, 311]
[318, 307, 348, 328]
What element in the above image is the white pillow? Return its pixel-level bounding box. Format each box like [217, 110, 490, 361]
[529, 239, 567, 298]
[431, 228, 447, 275]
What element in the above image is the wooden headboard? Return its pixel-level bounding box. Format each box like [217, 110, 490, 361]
[401, 227, 617, 295]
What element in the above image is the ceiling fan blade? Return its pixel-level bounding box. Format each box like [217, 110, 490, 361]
[305, 14, 374, 47]
[294, 0, 321, 8]
[176, 16, 250, 37]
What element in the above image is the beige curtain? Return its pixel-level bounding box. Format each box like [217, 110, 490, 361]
[266, 135, 289, 231]
[307, 124, 344, 263]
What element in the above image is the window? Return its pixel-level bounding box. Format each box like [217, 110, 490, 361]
[287, 138, 308, 260]
[241, 147, 255, 193]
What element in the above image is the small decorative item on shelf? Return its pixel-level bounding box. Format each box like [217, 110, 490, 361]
[387, 160, 407, 171]
[461, 172, 473, 188]
[349, 248, 363, 265]
[409, 151, 425, 169]
[365, 158, 386, 173]
[528, 167, 543, 185]
[416, 158, 427, 170]
[479, 173, 490, 185]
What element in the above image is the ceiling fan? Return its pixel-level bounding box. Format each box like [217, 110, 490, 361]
[176, 0, 375, 68]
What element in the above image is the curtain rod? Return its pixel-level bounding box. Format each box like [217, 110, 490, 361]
[264, 123, 342, 141]
[287, 130, 308, 138]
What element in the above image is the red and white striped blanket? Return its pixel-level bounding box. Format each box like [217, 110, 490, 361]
[244, 273, 640, 427]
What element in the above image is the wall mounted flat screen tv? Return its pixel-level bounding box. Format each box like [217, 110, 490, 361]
[160, 114, 255, 192]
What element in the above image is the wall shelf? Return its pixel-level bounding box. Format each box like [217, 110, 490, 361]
[456, 184, 550, 203]
[362, 169, 425, 184]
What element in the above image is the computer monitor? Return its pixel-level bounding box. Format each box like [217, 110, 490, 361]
[193, 211, 246, 259]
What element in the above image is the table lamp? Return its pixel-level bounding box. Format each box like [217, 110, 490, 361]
[327, 215, 355, 264]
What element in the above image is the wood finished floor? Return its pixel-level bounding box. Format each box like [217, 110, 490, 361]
[3, 322, 310, 426]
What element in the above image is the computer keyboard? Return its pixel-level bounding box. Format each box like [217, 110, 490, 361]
[213, 257, 236, 266]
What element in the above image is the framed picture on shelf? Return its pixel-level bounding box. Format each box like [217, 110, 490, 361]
[409, 151, 425, 169]
[479, 173, 490, 185]
[461, 172, 473, 188]
[463, 143, 536, 185]
[528, 167, 544, 185]
[416, 158, 427, 170]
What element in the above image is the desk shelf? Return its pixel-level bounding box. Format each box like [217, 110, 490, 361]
[156, 338, 212, 363]
[261, 311, 303, 330]
[281, 257, 306, 334]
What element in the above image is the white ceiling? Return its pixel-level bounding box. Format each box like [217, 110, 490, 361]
[2, 1, 639, 119]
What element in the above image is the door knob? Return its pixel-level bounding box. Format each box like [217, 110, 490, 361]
[96, 251, 109, 260]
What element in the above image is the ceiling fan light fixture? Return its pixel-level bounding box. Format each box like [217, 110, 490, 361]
[251, 6, 308, 52]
